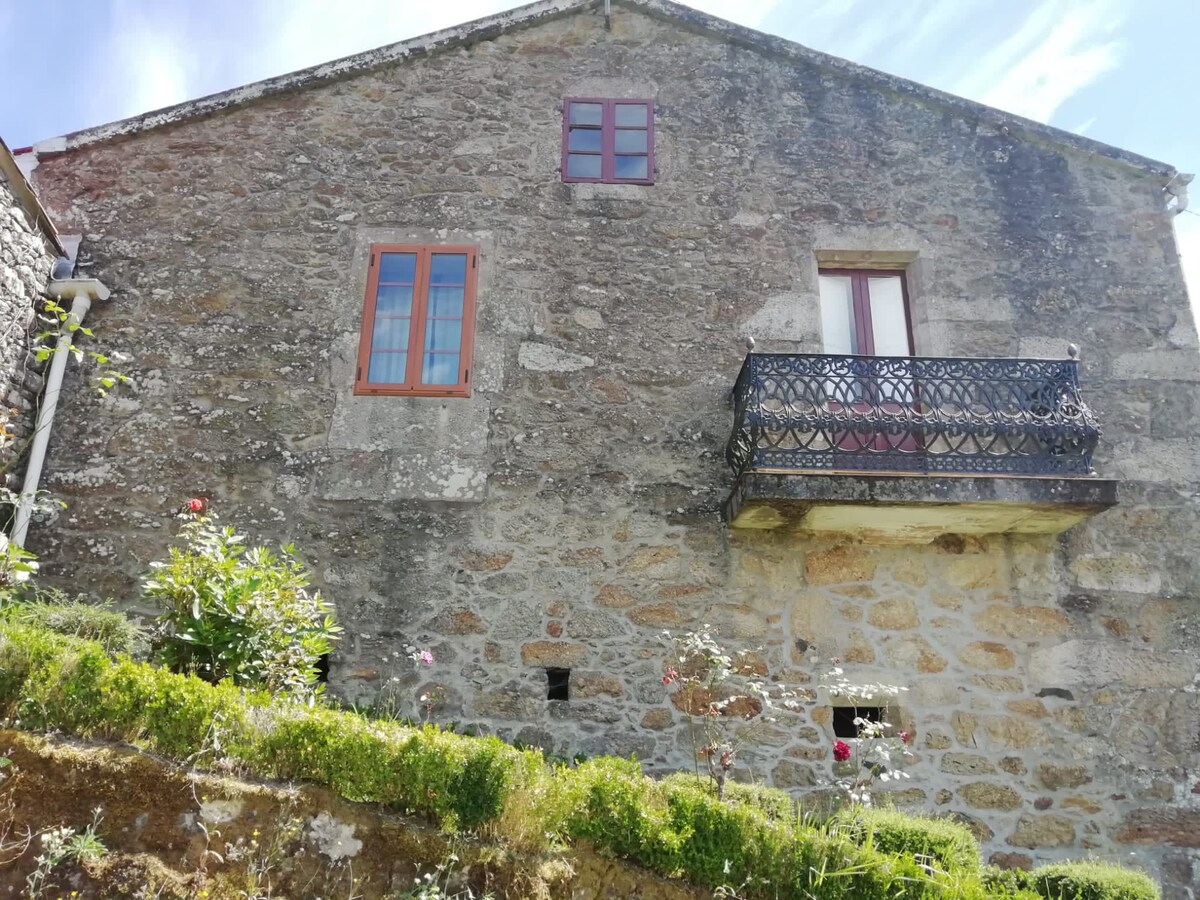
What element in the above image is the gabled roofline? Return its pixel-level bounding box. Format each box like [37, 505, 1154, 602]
[0, 137, 64, 255]
[28, 0, 1177, 181]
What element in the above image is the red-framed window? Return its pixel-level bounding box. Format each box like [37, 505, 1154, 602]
[562, 98, 655, 185]
[817, 269, 913, 356]
[354, 244, 478, 397]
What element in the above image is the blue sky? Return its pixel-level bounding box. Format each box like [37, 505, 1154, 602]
[2, 0, 1196, 306]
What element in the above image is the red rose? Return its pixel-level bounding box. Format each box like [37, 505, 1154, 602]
[662, 667, 679, 685]
[186, 497, 206, 513]
[899, 731, 912, 744]
[833, 740, 852, 762]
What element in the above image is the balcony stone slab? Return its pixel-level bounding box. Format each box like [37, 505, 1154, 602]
[724, 472, 1117, 542]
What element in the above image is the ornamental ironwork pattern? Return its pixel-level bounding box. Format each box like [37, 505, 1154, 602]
[726, 353, 1101, 477]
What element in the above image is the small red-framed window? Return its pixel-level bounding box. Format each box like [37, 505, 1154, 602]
[562, 98, 655, 185]
[354, 244, 478, 397]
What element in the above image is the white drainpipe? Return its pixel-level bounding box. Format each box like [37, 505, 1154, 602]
[11, 277, 111, 548]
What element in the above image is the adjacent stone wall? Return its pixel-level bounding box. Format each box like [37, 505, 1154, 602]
[0, 149, 54, 486]
[26, 4, 1200, 894]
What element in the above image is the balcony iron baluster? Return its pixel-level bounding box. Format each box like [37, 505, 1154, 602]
[726, 352, 1101, 478]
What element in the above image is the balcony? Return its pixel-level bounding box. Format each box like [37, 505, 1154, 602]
[723, 352, 1117, 540]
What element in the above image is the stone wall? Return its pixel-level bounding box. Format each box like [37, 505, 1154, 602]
[0, 146, 55, 487]
[24, 3, 1200, 893]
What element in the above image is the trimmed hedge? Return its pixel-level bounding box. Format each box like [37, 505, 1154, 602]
[0, 623, 1160, 900]
[983, 862, 1160, 900]
[829, 807, 981, 876]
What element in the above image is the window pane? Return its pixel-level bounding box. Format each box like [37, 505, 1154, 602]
[614, 129, 647, 153]
[427, 285, 465, 318]
[422, 352, 460, 385]
[371, 317, 410, 351]
[567, 154, 602, 178]
[867, 276, 910, 356]
[568, 127, 602, 152]
[374, 284, 413, 315]
[368, 351, 407, 384]
[614, 103, 648, 126]
[614, 155, 648, 180]
[428, 253, 467, 284]
[568, 102, 602, 126]
[379, 252, 416, 283]
[818, 275, 857, 355]
[424, 319, 463, 353]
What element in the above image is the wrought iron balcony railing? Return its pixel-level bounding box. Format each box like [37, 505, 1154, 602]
[726, 352, 1101, 478]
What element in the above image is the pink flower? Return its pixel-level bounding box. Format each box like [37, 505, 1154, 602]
[418, 650, 434, 665]
[899, 731, 912, 744]
[186, 497, 206, 513]
[833, 740, 852, 762]
[662, 667, 679, 685]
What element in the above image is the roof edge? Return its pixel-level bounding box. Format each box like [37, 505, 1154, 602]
[632, 0, 1175, 179]
[34, 0, 596, 156]
[29, 0, 1177, 181]
[0, 137, 64, 255]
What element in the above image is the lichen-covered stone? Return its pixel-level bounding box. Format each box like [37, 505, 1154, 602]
[1037, 764, 1092, 790]
[805, 546, 876, 584]
[940, 753, 996, 776]
[958, 641, 1015, 671]
[959, 782, 1022, 810]
[520, 642, 588, 668]
[867, 597, 919, 631]
[1008, 815, 1077, 849]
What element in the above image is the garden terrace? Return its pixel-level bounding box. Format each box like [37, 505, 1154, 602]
[0, 622, 1161, 900]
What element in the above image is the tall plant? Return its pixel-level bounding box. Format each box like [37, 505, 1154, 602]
[146, 500, 341, 698]
[661, 625, 803, 798]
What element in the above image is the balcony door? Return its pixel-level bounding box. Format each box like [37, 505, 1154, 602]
[818, 269, 912, 360]
[817, 269, 918, 456]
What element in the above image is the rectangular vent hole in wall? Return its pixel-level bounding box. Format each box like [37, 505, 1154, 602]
[316, 653, 331, 684]
[833, 705, 883, 738]
[546, 667, 570, 701]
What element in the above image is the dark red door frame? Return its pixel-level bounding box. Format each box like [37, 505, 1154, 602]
[819, 268, 920, 458]
[819, 268, 914, 356]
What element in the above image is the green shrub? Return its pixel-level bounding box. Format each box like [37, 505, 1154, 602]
[99, 659, 251, 758]
[662, 775, 790, 888]
[2, 595, 149, 658]
[720, 778, 799, 823]
[1027, 862, 1159, 900]
[0, 623, 111, 733]
[564, 757, 681, 869]
[981, 862, 1161, 900]
[144, 515, 341, 696]
[829, 807, 980, 876]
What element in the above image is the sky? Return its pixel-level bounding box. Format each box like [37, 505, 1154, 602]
[1, 0, 1197, 311]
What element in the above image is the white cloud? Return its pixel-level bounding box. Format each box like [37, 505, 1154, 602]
[255, 0, 779, 81]
[688, 0, 778, 28]
[101, 1, 193, 120]
[258, 0, 511, 79]
[949, 1, 1123, 124]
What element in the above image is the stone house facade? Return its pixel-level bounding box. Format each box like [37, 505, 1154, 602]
[11, 0, 1200, 891]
